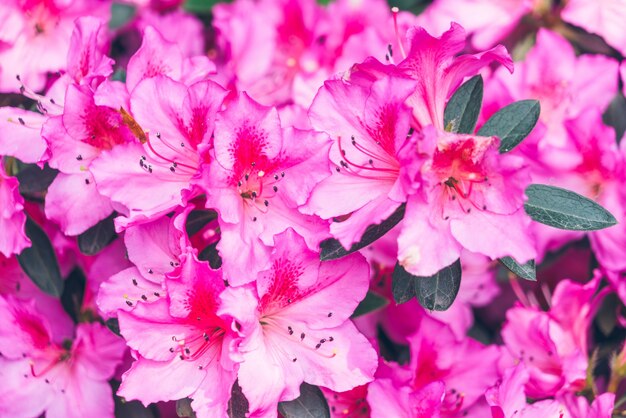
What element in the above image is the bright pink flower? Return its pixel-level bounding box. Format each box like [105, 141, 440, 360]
[126, 25, 216, 93]
[322, 384, 371, 417]
[395, 23, 513, 130]
[0, 296, 125, 418]
[136, 9, 206, 58]
[90, 76, 227, 228]
[203, 93, 330, 283]
[484, 29, 619, 167]
[487, 364, 615, 418]
[417, 0, 531, 49]
[97, 214, 185, 318]
[43, 84, 137, 235]
[368, 316, 501, 417]
[64, 16, 114, 88]
[0, 163, 30, 257]
[0, 0, 110, 92]
[230, 229, 377, 417]
[368, 377, 445, 418]
[304, 74, 417, 248]
[501, 277, 605, 398]
[0, 107, 48, 164]
[212, 0, 399, 107]
[398, 128, 535, 277]
[117, 256, 242, 416]
[561, 0, 626, 56]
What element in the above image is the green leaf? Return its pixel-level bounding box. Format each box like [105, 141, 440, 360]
[499, 256, 536, 281]
[61, 269, 86, 322]
[109, 3, 136, 29]
[176, 398, 197, 418]
[198, 242, 222, 269]
[320, 204, 405, 260]
[16, 164, 58, 195]
[227, 381, 249, 418]
[185, 209, 217, 236]
[444, 75, 483, 134]
[524, 184, 618, 231]
[478, 100, 540, 153]
[78, 213, 117, 255]
[278, 383, 330, 418]
[603, 93, 626, 142]
[352, 291, 389, 318]
[105, 318, 121, 337]
[17, 217, 64, 298]
[391, 262, 416, 304]
[183, 0, 221, 14]
[414, 259, 462, 311]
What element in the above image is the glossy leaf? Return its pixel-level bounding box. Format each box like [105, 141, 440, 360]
[414, 259, 462, 311]
[227, 381, 249, 418]
[352, 291, 389, 318]
[78, 213, 117, 255]
[524, 184, 618, 231]
[444, 75, 483, 134]
[278, 383, 330, 418]
[185, 209, 217, 236]
[16, 164, 58, 195]
[500, 256, 536, 281]
[478, 99, 540, 153]
[320, 204, 406, 260]
[391, 262, 416, 304]
[105, 318, 121, 337]
[17, 217, 64, 298]
[61, 268, 86, 322]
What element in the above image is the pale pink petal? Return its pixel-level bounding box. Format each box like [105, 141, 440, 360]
[0, 107, 47, 163]
[0, 167, 29, 257]
[45, 172, 113, 236]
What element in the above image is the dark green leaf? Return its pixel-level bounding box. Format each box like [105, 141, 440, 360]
[183, 0, 221, 14]
[499, 256, 536, 281]
[227, 381, 249, 418]
[444, 75, 483, 134]
[185, 209, 217, 236]
[109, 3, 136, 29]
[414, 259, 462, 311]
[61, 268, 86, 322]
[391, 263, 416, 304]
[352, 291, 389, 318]
[478, 100, 540, 153]
[198, 242, 222, 269]
[78, 213, 117, 255]
[112, 68, 126, 82]
[17, 217, 63, 297]
[524, 184, 618, 231]
[105, 318, 121, 337]
[16, 164, 58, 195]
[320, 204, 405, 260]
[177, 398, 197, 418]
[278, 383, 330, 418]
[603, 94, 626, 142]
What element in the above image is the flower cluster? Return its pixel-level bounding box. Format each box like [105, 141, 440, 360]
[0, 0, 625, 417]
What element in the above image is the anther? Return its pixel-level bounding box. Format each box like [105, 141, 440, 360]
[264, 200, 269, 207]
[76, 155, 83, 161]
[132, 279, 138, 286]
[273, 186, 278, 192]
[148, 268, 153, 274]
[288, 326, 293, 335]
[141, 295, 148, 301]
[126, 301, 133, 307]
[154, 292, 160, 297]
[18, 117, 25, 125]
[327, 312, 332, 317]
[84, 178, 90, 185]
[300, 333, 305, 341]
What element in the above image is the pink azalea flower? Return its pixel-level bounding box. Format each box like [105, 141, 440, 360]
[203, 93, 331, 283]
[230, 229, 377, 417]
[416, 0, 532, 49]
[501, 277, 606, 398]
[90, 75, 228, 228]
[0, 163, 30, 257]
[484, 29, 619, 167]
[304, 73, 417, 248]
[117, 255, 243, 416]
[97, 213, 185, 317]
[0, 295, 125, 418]
[125, 25, 216, 93]
[398, 128, 535, 277]
[487, 364, 615, 418]
[561, 0, 626, 56]
[0, 0, 110, 92]
[321, 384, 371, 417]
[43, 83, 137, 235]
[368, 316, 501, 417]
[0, 107, 48, 164]
[392, 23, 513, 130]
[212, 0, 398, 107]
